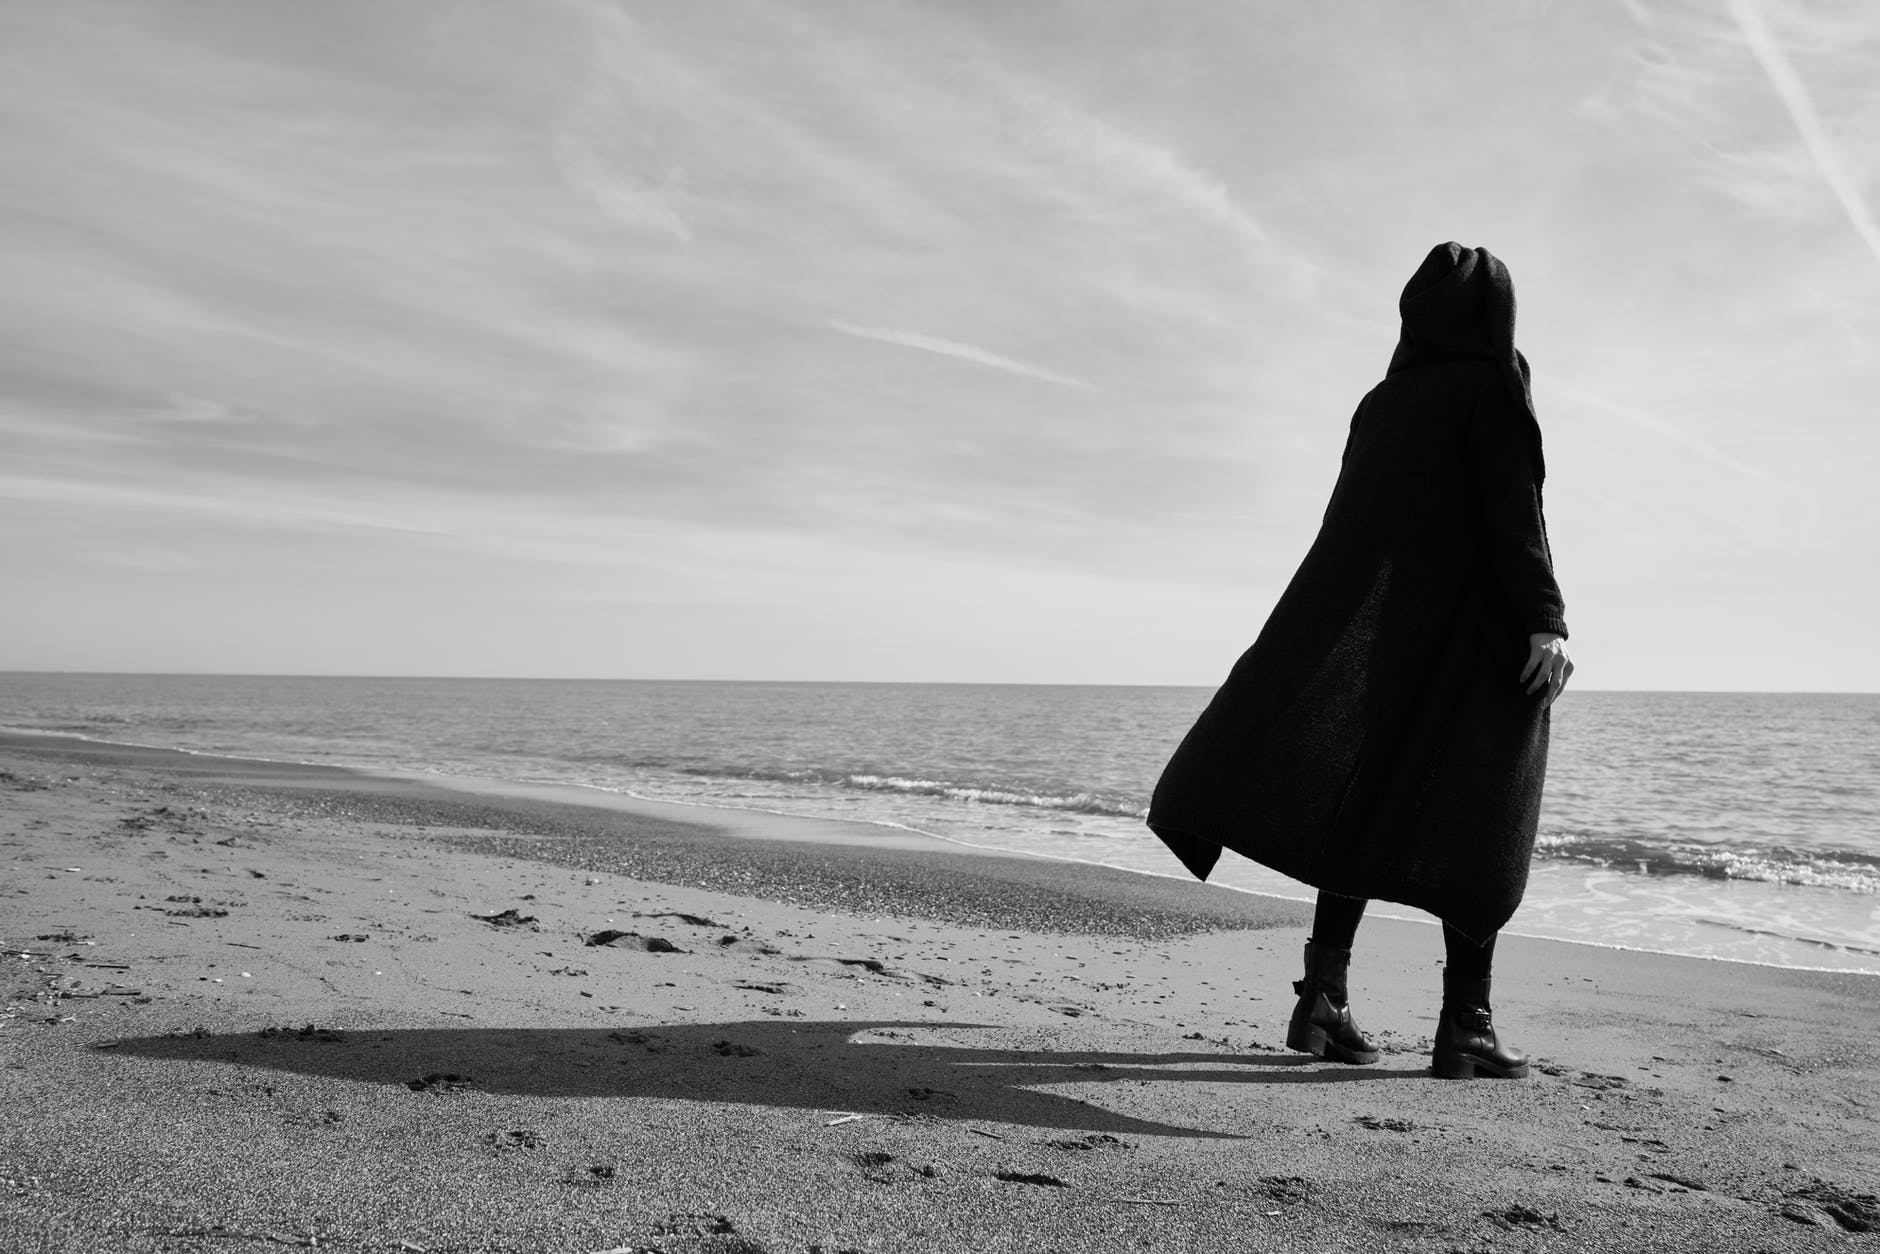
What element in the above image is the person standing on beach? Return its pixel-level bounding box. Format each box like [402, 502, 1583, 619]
[1146, 242, 1572, 1080]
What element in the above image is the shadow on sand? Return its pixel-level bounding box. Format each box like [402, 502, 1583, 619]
[103, 1019, 1427, 1140]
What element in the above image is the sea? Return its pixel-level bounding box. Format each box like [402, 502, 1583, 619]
[3, 673, 1876, 976]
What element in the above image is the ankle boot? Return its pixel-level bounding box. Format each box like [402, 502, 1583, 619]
[1285, 941, 1380, 1064]
[1431, 972, 1528, 1079]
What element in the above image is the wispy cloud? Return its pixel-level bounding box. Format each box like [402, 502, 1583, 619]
[828, 320, 1097, 391]
[551, 28, 695, 245]
[2, 2, 1877, 684]
[1556, 384, 1791, 489]
[1725, 0, 1880, 274]
[1552, 383, 1820, 549]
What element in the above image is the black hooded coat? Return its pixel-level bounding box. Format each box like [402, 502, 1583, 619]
[1146, 243, 1568, 942]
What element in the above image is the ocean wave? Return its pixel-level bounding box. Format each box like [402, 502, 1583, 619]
[840, 774, 1149, 819]
[1535, 831, 1880, 893]
[602, 759, 1153, 820]
[549, 753, 1880, 892]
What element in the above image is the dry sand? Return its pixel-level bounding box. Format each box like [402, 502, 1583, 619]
[1, 731, 1876, 1253]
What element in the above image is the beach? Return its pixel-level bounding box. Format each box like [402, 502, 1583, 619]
[2, 732, 1876, 1252]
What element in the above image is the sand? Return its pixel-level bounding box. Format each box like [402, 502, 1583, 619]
[1, 731, 1876, 1253]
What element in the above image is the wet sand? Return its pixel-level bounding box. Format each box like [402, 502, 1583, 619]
[2, 731, 1876, 1252]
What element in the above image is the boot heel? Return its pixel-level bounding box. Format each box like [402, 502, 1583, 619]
[1431, 1050, 1476, 1079]
[1287, 1020, 1330, 1058]
[1432, 1049, 1529, 1079]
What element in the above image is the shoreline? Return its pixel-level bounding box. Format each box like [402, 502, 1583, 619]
[0, 730, 1317, 940]
[3, 732, 1878, 1249]
[10, 729, 1877, 978]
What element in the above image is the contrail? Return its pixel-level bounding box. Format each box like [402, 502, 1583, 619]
[1726, 0, 1880, 273]
[829, 320, 1098, 391]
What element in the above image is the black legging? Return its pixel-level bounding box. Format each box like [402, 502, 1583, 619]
[1311, 890, 1496, 982]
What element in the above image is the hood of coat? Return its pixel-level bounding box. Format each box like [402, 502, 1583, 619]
[1386, 241, 1543, 486]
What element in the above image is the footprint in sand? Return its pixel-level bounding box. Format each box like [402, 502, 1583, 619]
[564, 1163, 616, 1190]
[1483, 1205, 1566, 1232]
[608, 1031, 665, 1053]
[651, 1214, 742, 1241]
[905, 1087, 957, 1105]
[1257, 1176, 1310, 1205]
[790, 955, 954, 983]
[258, 1024, 344, 1043]
[586, 929, 686, 953]
[849, 1151, 942, 1185]
[1777, 1181, 1879, 1232]
[714, 935, 784, 955]
[713, 1040, 761, 1057]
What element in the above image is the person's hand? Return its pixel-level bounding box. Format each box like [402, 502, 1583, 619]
[1520, 633, 1573, 708]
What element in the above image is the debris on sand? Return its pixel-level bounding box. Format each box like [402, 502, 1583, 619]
[164, 903, 230, 918]
[995, 1172, 1071, 1188]
[733, 980, 795, 995]
[470, 908, 538, 930]
[405, 1072, 474, 1093]
[1046, 1134, 1128, 1151]
[151, 1227, 320, 1247]
[790, 955, 889, 974]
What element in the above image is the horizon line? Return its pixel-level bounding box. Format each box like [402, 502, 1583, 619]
[1, 668, 1874, 697]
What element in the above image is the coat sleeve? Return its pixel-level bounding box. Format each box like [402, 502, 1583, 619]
[1466, 382, 1569, 639]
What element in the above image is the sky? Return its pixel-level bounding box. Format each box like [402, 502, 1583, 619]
[3, 1, 1878, 689]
